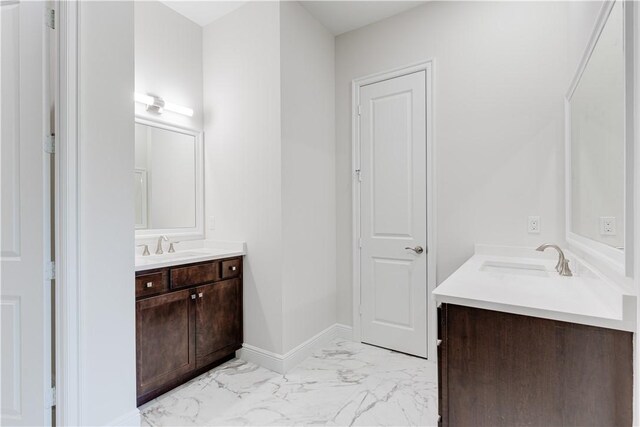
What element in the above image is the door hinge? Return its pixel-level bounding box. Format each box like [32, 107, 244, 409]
[359, 305, 363, 315]
[357, 105, 362, 116]
[46, 8, 55, 29]
[355, 169, 361, 182]
[46, 261, 56, 281]
[44, 135, 55, 154]
[46, 387, 56, 407]
[358, 238, 362, 248]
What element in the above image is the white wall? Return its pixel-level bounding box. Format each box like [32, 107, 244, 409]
[79, 1, 137, 424]
[203, 1, 337, 355]
[280, 1, 336, 353]
[335, 1, 581, 325]
[135, 1, 203, 130]
[203, 1, 284, 354]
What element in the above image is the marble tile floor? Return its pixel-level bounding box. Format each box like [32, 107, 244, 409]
[140, 339, 439, 426]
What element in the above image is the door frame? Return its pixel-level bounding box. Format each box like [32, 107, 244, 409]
[351, 60, 437, 360]
[55, 1, 81, 424]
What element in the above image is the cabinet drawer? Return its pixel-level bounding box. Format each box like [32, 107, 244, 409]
[171, 262, 219, 289]
[221, 258, 241, 279]
[136, 271, 168, 298]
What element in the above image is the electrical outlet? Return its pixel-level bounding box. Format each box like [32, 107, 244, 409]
[528, 216, 540, 234]
[600, 217, 616, 235]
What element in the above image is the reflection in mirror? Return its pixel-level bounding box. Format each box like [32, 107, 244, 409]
[134, 122, 197, 230]
[570, 1, 624, 251]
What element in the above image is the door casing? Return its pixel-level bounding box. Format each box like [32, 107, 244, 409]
[351, 60, 436, 361]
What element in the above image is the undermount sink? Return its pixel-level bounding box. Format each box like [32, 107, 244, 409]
[479, 260, 551, 277]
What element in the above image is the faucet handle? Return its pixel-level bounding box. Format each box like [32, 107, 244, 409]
[168, 241, 180, 253]
[137, 244, 150, 256]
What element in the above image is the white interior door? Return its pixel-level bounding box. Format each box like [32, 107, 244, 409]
[359, 70, 427, 358]
[1, 1, 52, 425]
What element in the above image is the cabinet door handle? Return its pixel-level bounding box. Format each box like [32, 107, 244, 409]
[198, 292, 203, 298]
[230, 266, 237, 271]
[146, 282, 153, 288]
[191, 294, 196, 300]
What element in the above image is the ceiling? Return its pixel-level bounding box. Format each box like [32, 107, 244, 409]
[300, 1, 426, 35]
[160, 1, 248, 27]
[160, 1, 426, 35]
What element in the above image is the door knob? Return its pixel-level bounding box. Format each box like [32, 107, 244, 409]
[405, 246, 424, 254]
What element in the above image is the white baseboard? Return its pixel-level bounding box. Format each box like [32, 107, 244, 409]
[334, 323, 354, 340]
[236, 343, 285, 373]
[105, 408, 140, 427]
[237, 323, 354, 374]
[282, 324, 342, 372]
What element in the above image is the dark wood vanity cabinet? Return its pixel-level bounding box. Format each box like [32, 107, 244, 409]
[438, 304, 633, 427]
[135, 257, 243, 406]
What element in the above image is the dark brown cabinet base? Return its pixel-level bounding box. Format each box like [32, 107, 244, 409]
[438, 304, 633, 427]
[136, 257, 243, 406]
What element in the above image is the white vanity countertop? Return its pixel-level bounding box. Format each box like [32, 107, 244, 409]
[135, 240, 246, 272]
[432, 246, 636, 332]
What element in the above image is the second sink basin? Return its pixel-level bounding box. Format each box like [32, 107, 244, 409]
[479, 260, 551, 277]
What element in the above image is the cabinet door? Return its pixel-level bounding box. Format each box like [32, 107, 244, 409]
[442, 304, 632, 427]
[195, 279, 242, 367]
[136, 289, 195, 398]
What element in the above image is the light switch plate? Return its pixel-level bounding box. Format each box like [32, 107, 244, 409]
[528, 216, 540, 234]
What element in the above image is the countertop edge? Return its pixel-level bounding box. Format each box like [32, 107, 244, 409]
[135, 250, 246, 272]
[434, 294, 635, 332]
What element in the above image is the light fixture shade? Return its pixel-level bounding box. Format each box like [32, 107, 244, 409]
[134, 92, 154, 106]
[134, 92, 194, 117]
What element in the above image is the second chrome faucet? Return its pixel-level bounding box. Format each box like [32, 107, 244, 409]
[536, 244, 573, 277]
[156, 235, 168, 255]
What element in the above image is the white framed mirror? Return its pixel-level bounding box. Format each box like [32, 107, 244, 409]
[565, 0, 634, 276]
[134, 117, 204, 240]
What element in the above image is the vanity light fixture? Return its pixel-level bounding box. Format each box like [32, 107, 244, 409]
[134, 92, 194, 117]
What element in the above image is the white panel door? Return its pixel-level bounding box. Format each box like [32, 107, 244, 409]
[359, 71, 427, 358]
[1, 2, 51, 425]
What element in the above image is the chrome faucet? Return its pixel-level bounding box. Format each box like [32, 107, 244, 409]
[156, 235, 168, 255]
[535, 244, 573, 277]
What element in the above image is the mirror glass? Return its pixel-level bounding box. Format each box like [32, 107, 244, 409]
[135, 122, 197, 230]
[570, 1, 625, 250]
